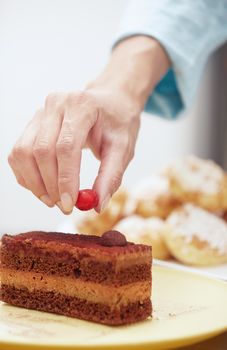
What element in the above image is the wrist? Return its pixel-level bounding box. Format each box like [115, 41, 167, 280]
[87, 36, 170, 112]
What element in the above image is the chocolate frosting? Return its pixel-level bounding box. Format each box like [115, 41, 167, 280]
[2, 230, 130, 250]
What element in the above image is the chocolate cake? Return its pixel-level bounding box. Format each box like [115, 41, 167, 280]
[0, 230, 152, 325]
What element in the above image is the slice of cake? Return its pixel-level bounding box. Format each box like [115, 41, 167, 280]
[0, 230, 152, 325]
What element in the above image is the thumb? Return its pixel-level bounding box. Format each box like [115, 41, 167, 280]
[93, 144, 129, 213]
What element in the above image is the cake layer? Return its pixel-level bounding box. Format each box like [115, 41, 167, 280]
[2, 232, 151, 258]
[1, 268, 150, 307]
[1, 246, 151, 285]
[1, 284, 152, 325]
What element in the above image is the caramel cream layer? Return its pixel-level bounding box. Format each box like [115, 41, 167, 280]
[1, 268, 151, 307]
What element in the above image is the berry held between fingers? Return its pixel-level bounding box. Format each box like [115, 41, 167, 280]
[75, 189, 99, 211]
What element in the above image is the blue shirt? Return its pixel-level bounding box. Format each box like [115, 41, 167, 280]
[114, 0, 227, 119]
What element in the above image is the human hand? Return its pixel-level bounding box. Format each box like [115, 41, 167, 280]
[8, 88, 140, 214]
[8, 36, 169, 215]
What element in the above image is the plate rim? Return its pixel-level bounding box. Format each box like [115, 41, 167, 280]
[1, 328, 227, 350]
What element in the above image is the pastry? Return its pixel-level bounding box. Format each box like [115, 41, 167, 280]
[114, 215, 170, 259]
[167, 155, 227, 211]
[0, 230, 152, 325]
[163, 204, 227, 266]
[125, 175, 181, 219]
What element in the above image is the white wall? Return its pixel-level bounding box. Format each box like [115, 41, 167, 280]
[0, 0, 215, 232]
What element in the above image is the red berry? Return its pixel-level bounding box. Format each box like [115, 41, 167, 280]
[75, 189, 99, 211]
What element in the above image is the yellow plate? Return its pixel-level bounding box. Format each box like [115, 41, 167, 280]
[0, 266, 227, 350]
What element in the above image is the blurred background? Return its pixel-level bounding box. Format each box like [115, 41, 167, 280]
[1, 0, 227, 233]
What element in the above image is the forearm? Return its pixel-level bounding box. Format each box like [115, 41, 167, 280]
[87, 36, 170, 112]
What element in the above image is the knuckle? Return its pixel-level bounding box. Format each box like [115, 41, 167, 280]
[13, 145, 30, 160]
[58, 175, 71, 186]
[67, 91, 88, 105]
[56, 139, 74, 155]
[45, 92, 61, 110]
[65, 91, 98, 126]
[67, 91, 97, 110]
[61, 119, 74, 136]
[33, 142, 51, 159]
[66, 92, 78, 106]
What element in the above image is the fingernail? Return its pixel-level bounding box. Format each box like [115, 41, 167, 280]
[100, 195, 111, 213]
[60, 192, 73, 213]
[40, 195, 54, 207]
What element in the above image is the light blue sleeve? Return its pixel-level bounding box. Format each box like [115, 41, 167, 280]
[113, 0, 227, 119]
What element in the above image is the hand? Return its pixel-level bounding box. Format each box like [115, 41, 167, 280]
[8, 88, 140, 214]
[8, 36, 169, 214]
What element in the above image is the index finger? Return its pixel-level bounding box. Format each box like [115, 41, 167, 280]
[56, 100, 98, 214]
